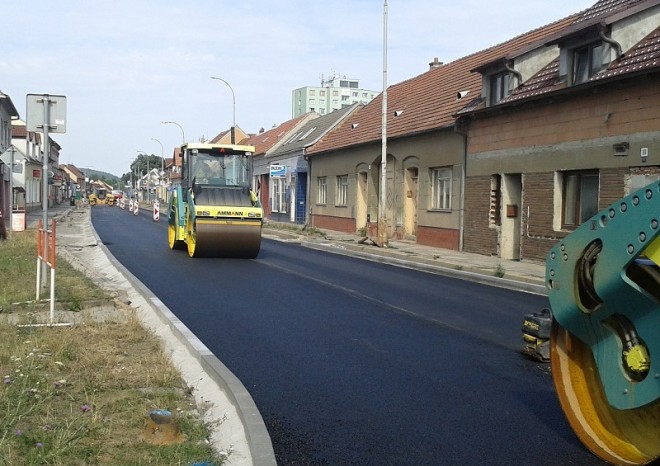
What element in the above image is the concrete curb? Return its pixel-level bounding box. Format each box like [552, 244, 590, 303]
[302, 241, 548, 296]
[85, 209, 277, 465]
[260, 228, 548, 296]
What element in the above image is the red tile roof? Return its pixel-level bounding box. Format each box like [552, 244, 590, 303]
[495, 22, 660, 105]
[308, 14, 577, 155]
[572, 0, 649, 25]
[12, 125, 27, 138]
[239, 113, 314, 155]
[595, 25, 660, 79]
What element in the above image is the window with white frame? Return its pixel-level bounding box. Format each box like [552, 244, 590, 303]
[573, 42, 608, 84]
[559, 35, 611, 86]
[336, 175, 348, 206]
[431, 167, 452, 210]
[317, 176, 327, 204]
[271, 177, 287, 213]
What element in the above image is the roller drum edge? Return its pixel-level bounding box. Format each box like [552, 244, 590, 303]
[193, 220, 262, 258]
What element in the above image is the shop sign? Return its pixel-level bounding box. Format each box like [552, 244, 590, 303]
[270, 164, 286, 177]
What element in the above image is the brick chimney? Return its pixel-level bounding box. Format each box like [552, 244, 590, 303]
[429, 57, 444, 70]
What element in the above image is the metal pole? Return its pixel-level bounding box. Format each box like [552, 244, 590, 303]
[41, 96, 52, 288]
[9, 145, 14, 240]
[162, 121, 185, 145]
[151, 137, 164, 202]
[211, 77, 236, 144]
[42, 95, 51, 231]
[379, 1, 388, 246]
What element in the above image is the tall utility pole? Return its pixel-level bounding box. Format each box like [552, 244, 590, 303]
[210, 77, 236, 144]
[379, 0, 389, 247]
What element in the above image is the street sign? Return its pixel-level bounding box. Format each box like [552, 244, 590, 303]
[26, 94, 67, 133]
[0, 146, 19, 165]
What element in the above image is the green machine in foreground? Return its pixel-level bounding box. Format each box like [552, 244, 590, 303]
[546, 182, 659, 465]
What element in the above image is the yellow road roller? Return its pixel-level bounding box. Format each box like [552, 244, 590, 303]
[546, 182, 659, 465]
[167, 142, 263, 258]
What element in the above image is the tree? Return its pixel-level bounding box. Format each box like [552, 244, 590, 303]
[123, 153, 163, 187]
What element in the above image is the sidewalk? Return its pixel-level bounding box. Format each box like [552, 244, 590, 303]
[25, 203, 75, 229]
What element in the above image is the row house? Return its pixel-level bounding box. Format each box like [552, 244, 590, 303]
[209, 125, 249, 145]
[306, 12, 574, 247]
[458, 0, 660, 261]
[266, 104, 360, 224]
[0, 91, 19, 236]
[304, 0, 659, 263]
[61, 164, 88, 200]
[11, 121, 48, 210]
[241, 113, 318, 219]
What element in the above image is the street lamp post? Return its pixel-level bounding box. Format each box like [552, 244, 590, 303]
[162, 121, 185, 145]
[210, 77, 236, 144]
[379, 0, 389, 247]
[151, 137, 164, 201]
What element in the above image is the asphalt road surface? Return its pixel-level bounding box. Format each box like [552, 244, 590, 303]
[92, 206, 605, 465]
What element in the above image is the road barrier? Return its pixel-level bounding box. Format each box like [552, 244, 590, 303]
[36, 220, 56, 322]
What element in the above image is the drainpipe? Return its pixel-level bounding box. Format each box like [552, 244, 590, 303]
[459, 135, 467, 252]
[454, 118, 468, 252]
[599, 28, 624, 59]
[504, 62, 523, 87]
[303, 148, 311, 227]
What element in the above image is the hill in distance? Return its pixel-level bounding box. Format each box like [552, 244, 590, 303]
[80, 168, 120, 182]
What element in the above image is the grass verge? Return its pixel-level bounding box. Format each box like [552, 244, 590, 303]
[0, 231, 225, 465]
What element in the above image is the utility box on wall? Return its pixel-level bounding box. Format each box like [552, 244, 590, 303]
[506, 204, 518, 218]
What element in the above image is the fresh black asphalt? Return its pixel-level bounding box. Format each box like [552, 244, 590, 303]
[92, 207, 606, 465]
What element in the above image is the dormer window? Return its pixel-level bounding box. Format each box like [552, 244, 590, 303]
[490, 71, 512, 105]
[473, 58, 520, 107]
[558, 27, 615, 86]
[573, 42, 608, 84]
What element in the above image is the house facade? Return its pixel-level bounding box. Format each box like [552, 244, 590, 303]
[11, 121, 47, 210]
[61, 164, 88, 201]
[0, 92, 19, 236]
[459, 0, 660, 261]
[267, 103, 360, 224]
[243, 113, 318, 219]
[306, 15, 574, 249]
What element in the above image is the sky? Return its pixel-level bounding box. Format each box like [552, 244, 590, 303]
[2, 0, 597, 177]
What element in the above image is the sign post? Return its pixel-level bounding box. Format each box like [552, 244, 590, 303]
[26, 94, 66, 289]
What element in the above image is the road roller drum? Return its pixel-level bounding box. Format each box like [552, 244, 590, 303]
[546, 182, 660, 465]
